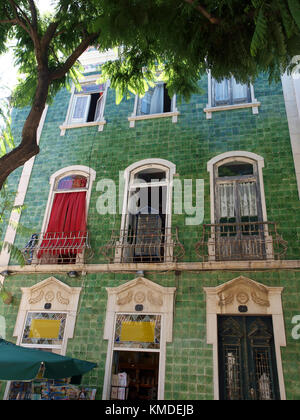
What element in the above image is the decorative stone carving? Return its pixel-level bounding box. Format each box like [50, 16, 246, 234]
[251, 291, 270, 307]
[117, 291, 133, 306]
[218, 292, 234, 307]
[236, 290, 249, 305]
[45, 290, 55, 302]
[56, 291, 70, 305]
[29, 290, 44, 304]
[134, 291, 145, 304]
[147, 291, 163, 307]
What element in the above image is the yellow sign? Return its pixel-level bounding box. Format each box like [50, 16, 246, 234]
[29, 319, 61, 339]
[120, 321, 155, 343]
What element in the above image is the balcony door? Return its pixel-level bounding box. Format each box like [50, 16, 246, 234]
[120, 162, 175, 263]
[218, 315, 280, 400]
[214, 159, 265, 260]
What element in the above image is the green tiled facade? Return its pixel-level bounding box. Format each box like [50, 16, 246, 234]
[1, 70, 300, 400]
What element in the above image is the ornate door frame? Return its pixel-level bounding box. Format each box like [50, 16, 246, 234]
[102, 276, 176, 400]
[204, 276, 286, 400]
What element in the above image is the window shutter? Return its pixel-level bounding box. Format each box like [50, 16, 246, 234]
[94, 93, 103, 121]
[70, 95, 91, 123]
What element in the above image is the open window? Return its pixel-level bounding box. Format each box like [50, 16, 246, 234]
[117, 159, 176, 263]
[129, 83, 179, 127]
[60, 80, 108, 134]
[29, 166, 96, 265]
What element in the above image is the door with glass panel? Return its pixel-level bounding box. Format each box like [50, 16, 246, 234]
[214, 159, 265, 260]
[218, 315, 280, 400]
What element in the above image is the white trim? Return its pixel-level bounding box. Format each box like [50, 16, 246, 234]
[102, 276, 176, 400]
[205, 71, 259, 119]
[60, 77, 109, 136]
[128, 111, 180, 128]
[204, 275, 286, 400]
[0, 105, 48, 279]
[207, 151, 267, 225]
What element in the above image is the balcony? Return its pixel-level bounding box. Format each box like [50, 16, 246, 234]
[21, 231, 93, 265]
[99, 228, 185, 263]
[195, 221, 288, 262]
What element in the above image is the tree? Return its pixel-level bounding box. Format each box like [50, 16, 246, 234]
[0, 0, 300, 190]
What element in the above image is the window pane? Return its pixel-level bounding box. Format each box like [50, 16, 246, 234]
[215, 79, 230, 102]
[238, 182, 258, 217]
[73, 96, 89, 119]
[218, 162, 253, 177]
[22, 312, 67, 346]
[75, 83, 105, 94]
[114, 314, 161, 349]
[232, 79, 249, 102]
[57, 175, 87, 190]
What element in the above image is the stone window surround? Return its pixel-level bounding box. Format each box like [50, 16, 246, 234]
[59, 75, 109, 135]
[206, 151, 273, 261]
[117, 158, 176, 263]
[4, 276, 82, 400]
[203, 275, 286, 400]
[204, 71, 260, 119]
[40, 165, 96, 239]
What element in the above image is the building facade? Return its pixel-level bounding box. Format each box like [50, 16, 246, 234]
[0, 49, 300, 400]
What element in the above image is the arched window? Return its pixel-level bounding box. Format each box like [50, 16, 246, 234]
[118, 159, 176, 263]
[35, 166, 96, 264]
[207, 152, 270, 261]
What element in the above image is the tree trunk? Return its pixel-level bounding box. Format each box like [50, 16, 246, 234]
[0, 71, 50, 190]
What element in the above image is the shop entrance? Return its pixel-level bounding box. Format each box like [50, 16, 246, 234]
[111, 351, 159, 401]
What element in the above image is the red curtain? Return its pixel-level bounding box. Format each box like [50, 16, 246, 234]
[38, 192, 87, 258]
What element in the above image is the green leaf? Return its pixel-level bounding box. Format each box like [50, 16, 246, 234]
[288, 0, 300, 31]
[251, 6, 268, 56]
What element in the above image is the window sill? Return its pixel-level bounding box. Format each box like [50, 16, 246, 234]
[204, 102, 260, 119]
[128, 111, 180, 127]
[59, 119, 106, 135]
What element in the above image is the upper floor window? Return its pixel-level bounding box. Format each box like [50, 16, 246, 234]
[137, 82, 172, 116]
[204, 72, 260, 119]
[30, 166, 96, 265]
[70, 82, 105, 124]
[60, 79, 108, 135]
[212, 77, 251, 107]
[117, 159, 176, 262]
[129, 83, 179, 127]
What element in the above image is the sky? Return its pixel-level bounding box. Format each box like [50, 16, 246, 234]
[0, 0, 56, 98]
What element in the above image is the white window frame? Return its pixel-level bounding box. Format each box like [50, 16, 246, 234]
[204, 71, 260, 119]
[128, 83, 180, 128]
[117, 158, 176, 263]
[206, 151, 276, 261]
[60, 76, 109, 135]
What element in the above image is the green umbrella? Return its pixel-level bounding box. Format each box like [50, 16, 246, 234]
[0, 339, 97, 381]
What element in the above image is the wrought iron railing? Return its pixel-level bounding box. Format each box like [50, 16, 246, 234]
[99, 228, 185, 263]
[195, 221, 288, 262]
[21, 231, 93, 265]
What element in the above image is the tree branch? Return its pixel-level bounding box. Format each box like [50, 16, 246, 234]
[184, 0, 220, 24]
[28, 0, 38, 30]
[50, 32, 99, 81]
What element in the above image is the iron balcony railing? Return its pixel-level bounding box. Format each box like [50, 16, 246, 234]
[100, 227, 185, 263]
[22, 231, 93, 265]
[195, 221, 288, 262]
